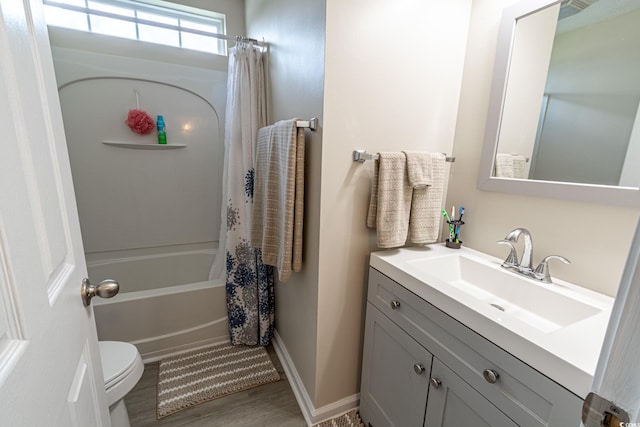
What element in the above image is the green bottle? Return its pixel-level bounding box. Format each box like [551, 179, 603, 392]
[157, 115, 167, 144]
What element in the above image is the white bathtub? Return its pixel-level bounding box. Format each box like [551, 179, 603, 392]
[91, 249, 229, 362]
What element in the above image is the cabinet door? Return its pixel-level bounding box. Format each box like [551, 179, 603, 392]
[360, 303, 433, 427]
[425, 358, 518, 427]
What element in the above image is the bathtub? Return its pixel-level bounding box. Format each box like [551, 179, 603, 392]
[91, 249, 229, 362]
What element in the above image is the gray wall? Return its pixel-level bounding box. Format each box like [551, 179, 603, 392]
[245, 0, 326, 407]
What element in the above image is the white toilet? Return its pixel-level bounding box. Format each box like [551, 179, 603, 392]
[99, 341, 144, 427]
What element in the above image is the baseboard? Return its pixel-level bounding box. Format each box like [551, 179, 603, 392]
[272, 330, 360, 426]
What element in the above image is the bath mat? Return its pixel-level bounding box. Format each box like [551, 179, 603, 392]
[156, 342, 281, 419]
[312, 410, 365, 427]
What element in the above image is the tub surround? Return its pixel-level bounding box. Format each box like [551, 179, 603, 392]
[370, 244, 613, 399]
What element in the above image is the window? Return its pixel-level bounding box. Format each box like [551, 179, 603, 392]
[43, 0, 227, 55]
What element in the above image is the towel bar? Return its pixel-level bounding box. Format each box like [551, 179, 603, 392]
[353, 149, 455, 163]
[296, 118, 318, 131]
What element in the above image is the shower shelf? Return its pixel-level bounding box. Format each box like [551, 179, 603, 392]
[102, 140, 187, 150]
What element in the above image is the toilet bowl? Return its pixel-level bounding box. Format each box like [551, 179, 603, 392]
[99, 341, 144, 427]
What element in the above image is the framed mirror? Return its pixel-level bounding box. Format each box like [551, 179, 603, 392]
[478, 0, 640, 206]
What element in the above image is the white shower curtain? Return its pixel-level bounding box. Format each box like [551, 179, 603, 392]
[210, 41, 275, 346]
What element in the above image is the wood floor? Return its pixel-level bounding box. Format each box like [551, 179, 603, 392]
[125, 345, 307, 427]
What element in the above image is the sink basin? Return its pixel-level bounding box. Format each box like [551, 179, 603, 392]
[406, 253, 601, 333]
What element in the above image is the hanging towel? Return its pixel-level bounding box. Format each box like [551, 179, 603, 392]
[495, 153, 527, 179]
[252, 119, 305, 282]
[512, 155, 528, 179]
[408, 153, 446, 244]
[366, 152, 413, 248]
[495, 153, 515, 178]
[403, 151, 433, 187]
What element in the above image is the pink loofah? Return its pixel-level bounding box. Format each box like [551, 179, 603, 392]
[125, 109, 155, 135]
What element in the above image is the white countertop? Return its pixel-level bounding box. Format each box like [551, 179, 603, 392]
[370, 244, 614, 398]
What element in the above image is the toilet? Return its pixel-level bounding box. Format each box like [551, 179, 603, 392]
[99, 341, 144, 427]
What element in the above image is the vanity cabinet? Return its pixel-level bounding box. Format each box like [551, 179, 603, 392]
[360, 268, 583, 427]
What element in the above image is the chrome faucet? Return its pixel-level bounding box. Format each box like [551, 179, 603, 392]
[498, 228, 570, 283]
[504, 227, 534, 272]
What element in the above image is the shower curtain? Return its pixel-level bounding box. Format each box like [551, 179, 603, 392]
[211, 41, 275, 346]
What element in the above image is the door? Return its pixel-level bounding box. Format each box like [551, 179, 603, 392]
[360, 303, 432, 427]
[584, 218, 640, 425]
[425, 358, 518, 427]
[0, 1, 110, 426]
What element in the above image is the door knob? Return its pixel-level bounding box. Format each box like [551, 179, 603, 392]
[430, 377, 442, 389]
[390, 300, 401, 310]
[414, 363, 425, 375]
[81, 278, 119, 306]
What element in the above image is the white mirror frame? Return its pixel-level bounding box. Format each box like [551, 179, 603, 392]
[477, 0, 640, 207]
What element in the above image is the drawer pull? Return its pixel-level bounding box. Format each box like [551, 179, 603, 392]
[483, 369, 500, 384]
[414, 363, 425, 375]
[430, 377, 442, 388]
[390, 300, 401, 310]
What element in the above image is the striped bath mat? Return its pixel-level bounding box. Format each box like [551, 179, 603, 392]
[156, 342, 281, 419]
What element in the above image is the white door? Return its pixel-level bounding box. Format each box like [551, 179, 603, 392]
[583, 218, 640, 425]
[0, 0, 110, 426]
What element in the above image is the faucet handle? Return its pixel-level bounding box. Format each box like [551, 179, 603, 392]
[533, 255, 570, 283]
[497, 240, 519, 268]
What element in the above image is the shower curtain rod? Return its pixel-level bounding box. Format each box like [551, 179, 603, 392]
[43, 0, 266, 46]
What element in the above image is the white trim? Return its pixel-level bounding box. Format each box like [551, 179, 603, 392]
[272, 330, 360, 426]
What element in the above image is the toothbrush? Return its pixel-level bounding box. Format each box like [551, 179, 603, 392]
[455, 206, 465, 242]
[442, 209, 454, 241]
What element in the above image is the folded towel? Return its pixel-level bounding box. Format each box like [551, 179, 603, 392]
[408, 153, 446, 244]
[403, 151, 433, 187]
[495, 153, 527, 179]
[366, 152, 413, 248]
[251, 119, 304, 282]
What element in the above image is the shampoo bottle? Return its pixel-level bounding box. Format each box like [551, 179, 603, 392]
[157, 115, 167, 144]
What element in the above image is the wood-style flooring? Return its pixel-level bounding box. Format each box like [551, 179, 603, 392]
[125, 345, 307, 427]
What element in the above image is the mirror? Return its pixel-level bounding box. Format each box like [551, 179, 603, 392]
[478, 0, 640, 206]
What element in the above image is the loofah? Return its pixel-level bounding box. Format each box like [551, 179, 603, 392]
[125, 109, 155, 135]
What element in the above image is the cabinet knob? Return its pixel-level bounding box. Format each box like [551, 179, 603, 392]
[413, 363, 425, 375]
[390, 300, 401, 310]
[430, 377, 442, 389]
[483, 369, 500, 384]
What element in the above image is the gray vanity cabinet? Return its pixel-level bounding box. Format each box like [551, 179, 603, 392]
[425, 358, 518, 427]
[360, 268, 584, 427]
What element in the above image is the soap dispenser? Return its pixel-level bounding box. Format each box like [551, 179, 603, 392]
[157, 115, 167, 144]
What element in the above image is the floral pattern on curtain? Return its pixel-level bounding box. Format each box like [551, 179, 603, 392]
[220, 42, 275, 346]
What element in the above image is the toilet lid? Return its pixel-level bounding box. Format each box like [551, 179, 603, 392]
[99, 341, 140, 389]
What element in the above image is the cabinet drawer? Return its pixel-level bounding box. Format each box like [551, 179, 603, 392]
[367, 268, 582, 427]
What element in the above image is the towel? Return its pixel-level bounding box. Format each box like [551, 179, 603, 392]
[403, 151, 433, 187]
[367, 152, 446, 248]
[251, 119, 305, 282]
[495, 153, 527, 179]
[408, 153, 446, 244]
[366, 152, 413, 248]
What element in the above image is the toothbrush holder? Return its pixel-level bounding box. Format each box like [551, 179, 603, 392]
[445, 219, 464, 249]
